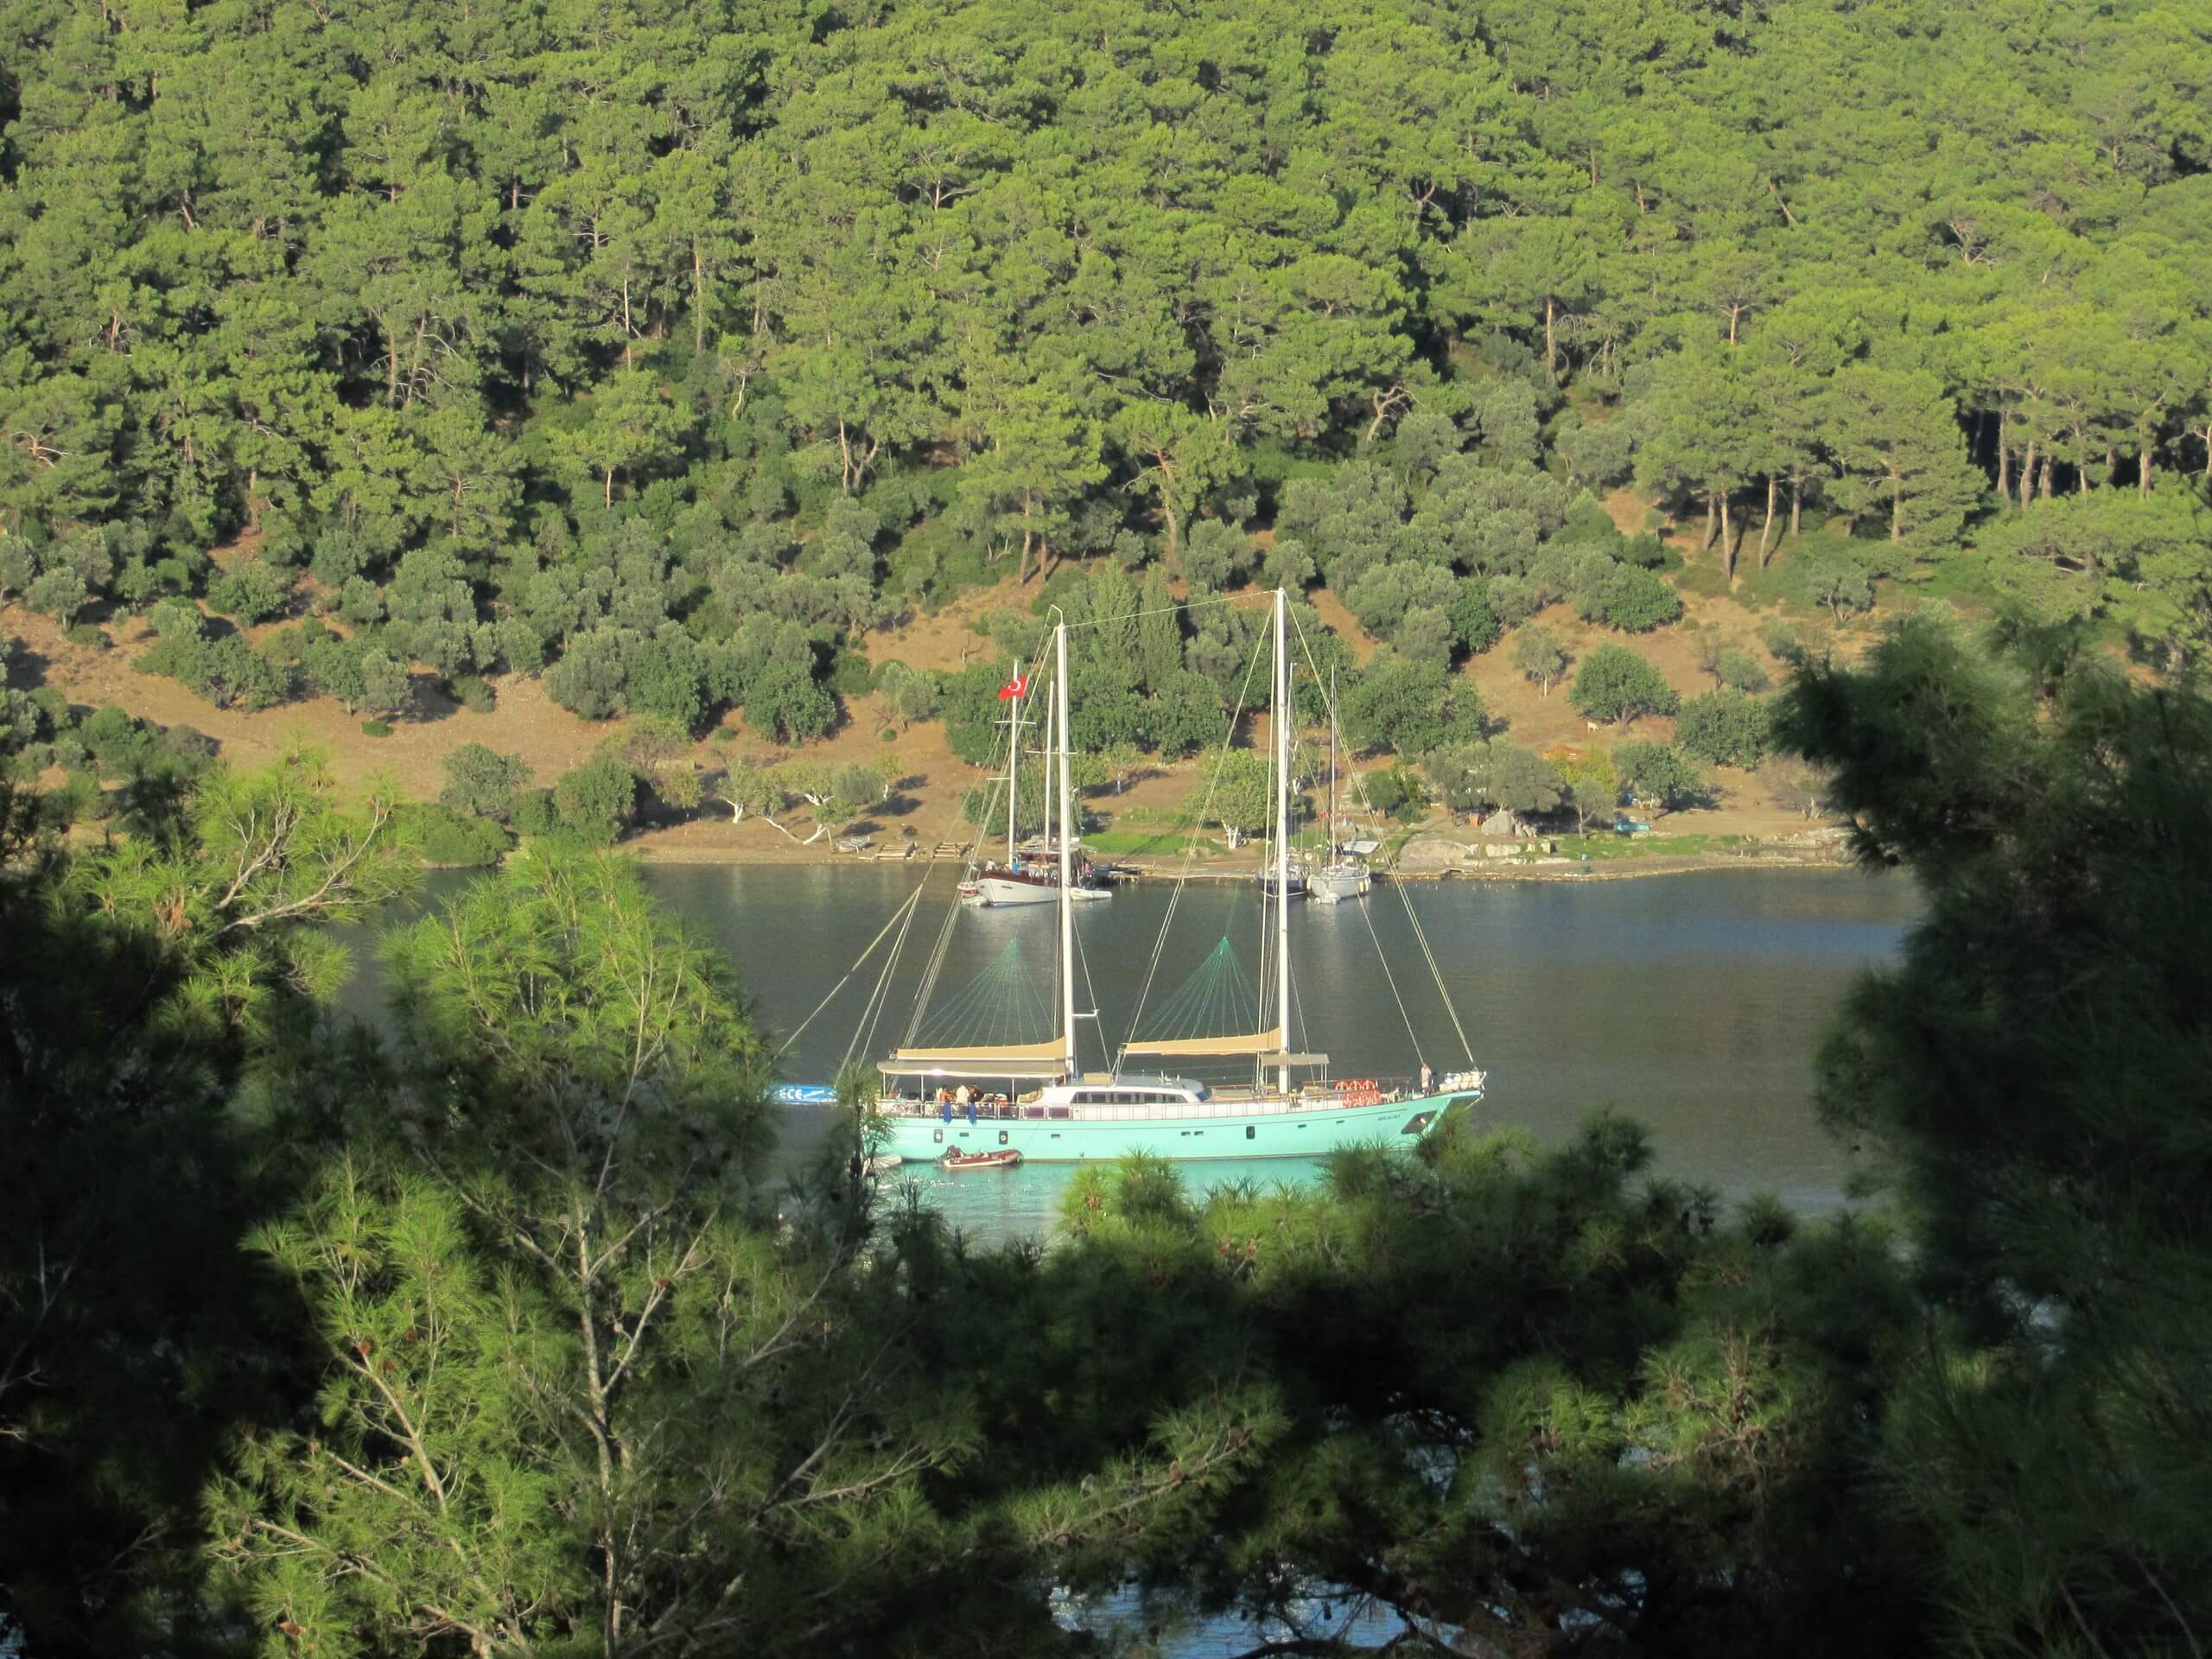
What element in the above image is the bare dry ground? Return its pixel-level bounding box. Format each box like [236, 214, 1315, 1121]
[7, 539, 1860, 867]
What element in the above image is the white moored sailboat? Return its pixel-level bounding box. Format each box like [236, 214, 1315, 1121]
[958, 658, 1110, 908]
[1310, 664, 1371, 903]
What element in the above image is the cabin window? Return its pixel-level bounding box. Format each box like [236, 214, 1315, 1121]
[1245, 1125, 1255, 1140]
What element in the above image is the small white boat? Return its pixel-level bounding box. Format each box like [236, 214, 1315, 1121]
[957, 663, 1111, 907]
[1310, 667, 1371, 904]
[1310, 861, 1371, 902]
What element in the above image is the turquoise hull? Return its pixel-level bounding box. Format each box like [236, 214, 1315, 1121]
[876, 1089, 1479, 1165]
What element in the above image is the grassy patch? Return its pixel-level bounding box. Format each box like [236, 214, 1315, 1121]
[1086, 825, 1228, 858]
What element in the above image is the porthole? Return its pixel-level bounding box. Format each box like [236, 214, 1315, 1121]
[932, 1128, 944, 1143]
[998, 1129, 1008, 1146]
[1245, 1125, 1255, 1140]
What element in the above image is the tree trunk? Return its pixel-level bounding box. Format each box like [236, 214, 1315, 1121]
[1789, 477, 1802, 538]
[1699, 494, 1717, 553]
[2038, 455, 2055, 500]
[2140, 449, 2153, 495]
[1757, 474, 1778, 568]
[1364, 385, 1407, 447]
[691, 238, 706, 354]
[621, 278, 633, 369]
[1156, 461, 1182, 566]
[1996, 410, 2011, 504]
[1890, 476, 1904, 543]
[1543, 294, 1558, 380]
[1719, 493, 1736, 584]
[604, 467, 614, 509]
[2020, 437, 2037, 506]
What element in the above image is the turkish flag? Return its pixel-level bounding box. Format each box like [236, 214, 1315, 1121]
[997, 674, 1028, 702]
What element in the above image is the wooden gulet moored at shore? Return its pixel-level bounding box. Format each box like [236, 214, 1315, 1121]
[842, 588, 1487, 1166]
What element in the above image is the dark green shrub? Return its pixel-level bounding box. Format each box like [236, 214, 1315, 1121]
[449, 674, 496, 714]
[512, 787, 559, 836]
[1675, 689, 1773, 768]
[404, 804, 512, 867]
[1579, 566, 1682, 632]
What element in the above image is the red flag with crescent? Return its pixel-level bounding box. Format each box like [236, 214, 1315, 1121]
[998, 673, 1028, 702]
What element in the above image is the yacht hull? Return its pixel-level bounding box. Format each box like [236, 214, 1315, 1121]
[876, 1087, 1480, 1164]
[962, 875, 1110, 906]
[1310, 865, 1371, 902]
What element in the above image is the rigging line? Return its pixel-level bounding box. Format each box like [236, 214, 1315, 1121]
[902, 874, 965, 1046]
[1054, 589, 1254, 632]
[904, 823, 998, 1048]
[774, 880, 927, 1060]
[1397, 879, 1477, 1070]
[1073, 911, 1103, 1071]
[858, 856, 956, 1065]
[897, 609, 1064, 1054]
[1115, 625, 1271, 1068]
[901, 711, 1027, 1050]
[918, 940, 1051, 1047]
[1281, 600, 1361, 804]
[1360, 890, 1427, 1070]
[847, 880, 925, 1073]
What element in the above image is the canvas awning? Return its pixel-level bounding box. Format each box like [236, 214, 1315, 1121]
[882, 1039, 1068, 1079]
[1122, 1027, 1284, 1058]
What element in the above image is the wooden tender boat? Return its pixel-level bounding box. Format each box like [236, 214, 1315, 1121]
[941, 1147, 1023, 1171]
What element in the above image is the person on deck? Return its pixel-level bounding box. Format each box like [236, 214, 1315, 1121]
[1420, 1062, 1433, 1093]
[967, 1097, 978, 1126]
[939, 1093, 952, 1124]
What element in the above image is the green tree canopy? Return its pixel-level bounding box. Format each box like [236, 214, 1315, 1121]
[1571, 644, 1679, 726]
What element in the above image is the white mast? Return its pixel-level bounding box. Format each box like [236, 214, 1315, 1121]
[1040, 661, 1054, 853]
[1274, 587, 1291, 1094]
[1327, 663, 1338, 863]
[1005, 658, 1023, 861]
[1057, 620, 1077, 1079]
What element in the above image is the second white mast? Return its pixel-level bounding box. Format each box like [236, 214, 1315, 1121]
[1005, 658, 1024, 860]
[1058, 620, 1077, 1078]
[1274, 587, 1291, 1094]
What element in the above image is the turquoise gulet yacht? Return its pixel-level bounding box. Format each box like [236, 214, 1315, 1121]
[871, 588, 1484, 1165]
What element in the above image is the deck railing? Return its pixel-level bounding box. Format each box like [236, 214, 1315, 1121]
[880, 1071, 1481, 1125]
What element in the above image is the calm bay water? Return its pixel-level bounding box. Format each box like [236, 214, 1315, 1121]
[352, 864, 1915, 1239]
[643, 863, 1919, 1238]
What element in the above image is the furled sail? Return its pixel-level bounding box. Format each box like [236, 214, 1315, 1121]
[1121, 1027, 1284, 1058]
[884, 1037, 1067, 1078]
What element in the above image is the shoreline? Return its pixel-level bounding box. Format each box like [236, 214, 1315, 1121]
[612, 837, 1859, 883]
